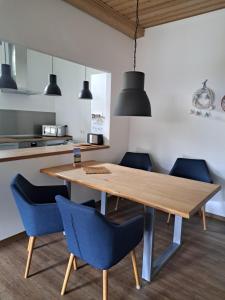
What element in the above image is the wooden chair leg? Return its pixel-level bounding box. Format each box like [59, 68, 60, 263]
[202, 206, 207, 231]
[61, 253, 74, 296]
[24, 236, 36, 278]
[103, 270, 108, 300]
[73, 257, 78, 271]
[27, 237, 31, 251]
[115, 197, 120, 211]
[131, 250, 141, 290]
[167, 213, 171, 224]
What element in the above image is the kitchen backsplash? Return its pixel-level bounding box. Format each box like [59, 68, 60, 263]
[0, 109, 56, 135]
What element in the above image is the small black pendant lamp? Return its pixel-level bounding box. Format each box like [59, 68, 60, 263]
[79, 66, 93, 99]
[115, 0, 151, 117]
[0, 42, 17, 90]
[44, 56, 62, 96]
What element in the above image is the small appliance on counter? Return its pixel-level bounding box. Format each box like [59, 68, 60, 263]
[87, 133, 104, 145]
[42, 125, 67, 137]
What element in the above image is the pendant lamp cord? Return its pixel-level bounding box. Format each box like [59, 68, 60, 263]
[51, 56, 53, 74]
[85, 66, 87, 81]
[133, 0, 139, 71]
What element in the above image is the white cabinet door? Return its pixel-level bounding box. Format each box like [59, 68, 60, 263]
[27, 49, 52, 92]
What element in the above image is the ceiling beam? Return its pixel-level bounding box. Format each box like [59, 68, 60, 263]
[63, 0, 145, 39]
[141, 0, 225, 28]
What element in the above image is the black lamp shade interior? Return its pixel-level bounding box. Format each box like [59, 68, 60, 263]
[115, 71, 151, 117]
[0, 64, 17, 90]
[79, 81, 93, 99]
[44, 74, 62, 96]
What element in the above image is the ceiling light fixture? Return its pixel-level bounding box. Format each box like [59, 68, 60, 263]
[115, 0, 151, 116]
[44, 56, 62, 96]
[79, 66, 93, 100]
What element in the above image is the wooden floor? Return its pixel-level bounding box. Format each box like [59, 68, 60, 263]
[1, 199, 225, 300]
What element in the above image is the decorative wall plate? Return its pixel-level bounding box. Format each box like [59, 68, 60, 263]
[192, 80, 215, 110]
[221, 95, 225, 111]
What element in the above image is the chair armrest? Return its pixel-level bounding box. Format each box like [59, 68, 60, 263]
[33, 185, 69, 203]
[114, 215, 144, 239]
[27, 202, 63, 236]
[112, 215, 144, 255]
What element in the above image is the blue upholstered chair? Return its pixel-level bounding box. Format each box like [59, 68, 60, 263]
[56, 195, 144, 300]
[167, 158, 213, 230]
[10, 174, 69, 278]
[115, 152, 152, 210]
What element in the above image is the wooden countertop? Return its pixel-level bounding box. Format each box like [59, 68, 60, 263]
[0, 135, 72, 143]
[0, 144, 109, 163]
[40, 161, 221, 219]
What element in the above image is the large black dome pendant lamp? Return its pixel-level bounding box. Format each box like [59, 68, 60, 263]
[44, 56, 62, 96]
[79, 66, 93, 100]
[115, 0, 151, 117]
[0, 42, 17, 90]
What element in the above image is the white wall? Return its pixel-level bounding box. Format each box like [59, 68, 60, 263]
[54, 57, 91, 141]
[0, 0, 132, 240]
[129, 9, 225, 217]
[91, 73, 111, 142]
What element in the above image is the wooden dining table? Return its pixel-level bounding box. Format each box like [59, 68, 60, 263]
[40, 161, 221, 282]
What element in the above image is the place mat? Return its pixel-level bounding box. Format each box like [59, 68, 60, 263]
[83, 166, 111, 174]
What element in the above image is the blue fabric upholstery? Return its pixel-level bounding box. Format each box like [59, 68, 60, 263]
[120, 152, 152, 171]
[170, 158, 213, 183]
[10, 174, 68, 236]
[56, 195, 144, 270]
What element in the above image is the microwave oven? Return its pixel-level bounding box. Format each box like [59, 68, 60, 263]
[42, 125, 67, 137]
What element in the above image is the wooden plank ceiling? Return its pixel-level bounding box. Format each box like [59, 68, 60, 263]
[64, 0, 225, 38]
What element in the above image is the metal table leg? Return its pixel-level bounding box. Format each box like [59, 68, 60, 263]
[100, 191, 107, 215]
[142, 207, 183, 282]
[64, 180, 71, 199]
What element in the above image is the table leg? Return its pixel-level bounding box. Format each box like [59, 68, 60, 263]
[142, 209, 183, 282]
[100, 192, 107, 215]
[142, 207, 155, 282]
[64, 180, 71, 199]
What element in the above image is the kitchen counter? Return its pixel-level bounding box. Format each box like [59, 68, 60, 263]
[0, 143, 109, 162]
[0, 135, 72, 143]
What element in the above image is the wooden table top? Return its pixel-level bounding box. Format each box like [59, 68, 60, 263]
[40, 161, 221, 219]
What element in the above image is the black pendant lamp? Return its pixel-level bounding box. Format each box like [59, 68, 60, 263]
[79, 66, 93, 99]
[115, 0, 151, 117]
[44, 57, 62, 96]
[0, 42, 17, 90]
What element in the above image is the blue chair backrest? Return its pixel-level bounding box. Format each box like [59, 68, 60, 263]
[11, 175, 39, 234]
[12, 174, 35, 202]
[170, 158, 212, 183]
[56, 195, 120, 270]
[120, 152, 152, 171]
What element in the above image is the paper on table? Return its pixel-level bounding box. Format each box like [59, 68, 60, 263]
[83, 166, 111, 174]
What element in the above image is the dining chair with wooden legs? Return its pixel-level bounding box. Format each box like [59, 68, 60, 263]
[11, 174, 69, 278]
[167, 158, 213, 230]
[115, 152, 152, 211]
[56, 195, 144, 300]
